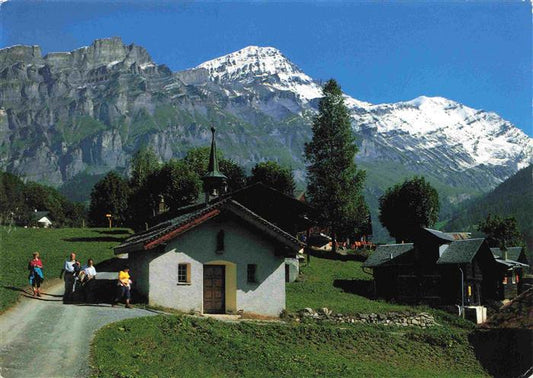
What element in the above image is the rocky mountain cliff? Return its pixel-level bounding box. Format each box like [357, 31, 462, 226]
[0, 38, 531, 217]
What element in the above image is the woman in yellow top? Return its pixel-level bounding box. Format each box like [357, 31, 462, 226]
[113, 266, 132, 308]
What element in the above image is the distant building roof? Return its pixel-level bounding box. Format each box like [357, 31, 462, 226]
[494, 258, 528, 268]
[32, 211, 50, 220]
[447, 232, 471, 240]
[490, 247, 524, 262]
[436, 238, 485, 264]
[363, 243, 414, 268]
[423, 228, 456, 242]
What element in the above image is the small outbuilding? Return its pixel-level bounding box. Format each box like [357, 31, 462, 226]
[114, 128, 308, 316]
[490, 247, 529, 298]
[115, 199, 301, 316]
[32, 210, 52, 228]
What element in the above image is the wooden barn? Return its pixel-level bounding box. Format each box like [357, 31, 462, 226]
[490, 247, 529, 299]
[363, 228, 514, 306]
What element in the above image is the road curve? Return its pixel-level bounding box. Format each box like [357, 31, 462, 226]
[0, 283, 155, 378]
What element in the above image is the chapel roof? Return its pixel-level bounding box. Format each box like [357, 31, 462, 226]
[114, 197, 302, 255]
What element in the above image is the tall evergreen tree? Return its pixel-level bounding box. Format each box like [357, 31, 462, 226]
[305, 79, 369, 252]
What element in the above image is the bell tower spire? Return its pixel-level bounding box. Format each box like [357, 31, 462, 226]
[202, 127, 227, 203]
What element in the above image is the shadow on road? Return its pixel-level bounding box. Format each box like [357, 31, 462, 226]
[2, 285, 28, 294]
[21, 293, 62, 302]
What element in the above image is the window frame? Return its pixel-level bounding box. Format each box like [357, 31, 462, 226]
[177, 263, 191, 285]
[247, 264, 257, 284]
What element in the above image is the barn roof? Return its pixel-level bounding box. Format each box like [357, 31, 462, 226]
[363, 243, 414, 268]
[422, 228, 456, 242]
[436, 238, 485, 264]
[494, 258, 528, 268]
[490, 247, 524, 262]
[114, 198, 302, 255]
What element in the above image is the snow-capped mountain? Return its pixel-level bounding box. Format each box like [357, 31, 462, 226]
[197, 46, 323, 103]
[352, 96, 532, 172]
[196, 46, 371, 109]
[194, 45, 531, 189]
[0, 38, 531, 202]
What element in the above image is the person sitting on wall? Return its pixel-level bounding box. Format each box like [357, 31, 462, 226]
[113, 266, 132, 308]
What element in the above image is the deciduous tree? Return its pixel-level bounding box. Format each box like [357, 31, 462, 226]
[184, 147, 246, 192]
[129, 146, 160, 189]
[478, 214, 523, 249]
[379, 176, 440, 242]
[151, 160, 202, 211]
[249, 161, 295, 196]
[89, 172, 130, 227]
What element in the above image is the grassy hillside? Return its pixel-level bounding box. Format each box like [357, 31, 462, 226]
[0, 227, 131, 312]
[91, 254, 487, 377]
[287, 253, 409, 314]
[91, 315, 487, 378]
[444, 165, 533, 254]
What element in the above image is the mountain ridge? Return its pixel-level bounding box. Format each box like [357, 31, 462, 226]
[0, 38, 531, 238]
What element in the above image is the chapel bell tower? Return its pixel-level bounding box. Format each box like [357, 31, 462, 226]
[202, 127, 227, 203]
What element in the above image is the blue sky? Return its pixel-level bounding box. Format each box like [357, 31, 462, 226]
[1, 1, 531, 136]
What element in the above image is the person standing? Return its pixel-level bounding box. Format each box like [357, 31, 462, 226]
[28, 252, 44, 297]
[60, 253, 77, 303]
[113, 266, 132, 308]
[81, 258, 97, 303]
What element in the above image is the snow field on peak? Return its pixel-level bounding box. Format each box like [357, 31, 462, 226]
[197, 46, 324, 102]
[195, 45, 532, 172]
[352, 98, 532, 170]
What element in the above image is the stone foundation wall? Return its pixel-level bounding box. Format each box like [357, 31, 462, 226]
[295, 308, 438, 328]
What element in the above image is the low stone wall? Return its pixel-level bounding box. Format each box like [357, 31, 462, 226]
[295, 307, 438, 328]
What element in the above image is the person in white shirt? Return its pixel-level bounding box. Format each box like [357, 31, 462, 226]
[81, 258, 97, 303]
[60, 253, 78, 303]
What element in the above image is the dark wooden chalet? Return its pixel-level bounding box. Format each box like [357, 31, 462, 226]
[363, 228, 504, 306]
[231, 182, 314, 235]
[148, 182, 314, 236]
[490, 247, 529, 299]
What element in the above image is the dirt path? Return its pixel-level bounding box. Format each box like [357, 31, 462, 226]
[0, 282, 155, 378]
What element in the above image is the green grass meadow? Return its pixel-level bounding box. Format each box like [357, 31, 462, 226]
[91, 315, 487, 378]
[0, 226, 131, 312]
[286, 253, 410, 314]
[0, 227, 488, 376]
[91, 247, 485, 377]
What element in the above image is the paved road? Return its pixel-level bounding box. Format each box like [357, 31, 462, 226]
[0, 282, 155, 378]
